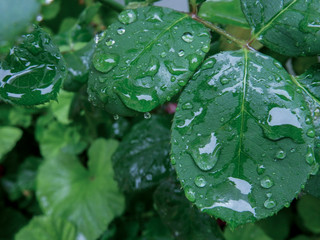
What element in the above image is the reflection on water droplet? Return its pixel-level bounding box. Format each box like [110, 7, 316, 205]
[273, 60, 283, 69]
[257, 165, 265, 175]
[284, 202, 290, 208]
[92, 52, 119, 73]
[188, 132, 221, 171]
[182, 32, 194, 43]
[118, 9, 137, 24]
[306, 146, 315, 165]
[306, 128, 315, 138]
[170, 156, 176, 165]
[144, 112, 151, 119]
[187, 54, 202, 71]
[117, 27, 126, 35]
[178, 50, 185, 57]
[220, 78, 230, 85]
[160, 52, 167, 58]
[264, 197, 276, 209]
[260, 176, 274, 189]
[201, 45, 210, 53]
[276, 149, 286, 160]
[194, 175, 207, 188]
[113, 114, 119, 120]
[202, 58, 216, 70]
[106, 38, 115, 46]
[185, 186, 196, 202]
[182, 102, 193, 110]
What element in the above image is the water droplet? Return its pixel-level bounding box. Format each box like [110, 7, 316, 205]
[187, 54, 202, 71]
[257, 165, 265, 175]
[99, 77, 106, 83]
[178, 79, 187, 87]
[118, 9, 137, 24]
[306, 146, 315, 165]
[178, 50, 185, 57]
[220, 78, 230, 85]
[170, 156, 176, 165]
[188, 132, 221, 171]
[202, 58, 216, 70]
[284, 202, 290, 208]
[113, 114, 119, 120]
[264, 198, 276, 209]
[117, 27, 126, 35]
[306, 128, 315, 138]
[194, 175, 207, 188]
[182, 32, 194, 43]
[92, 52, 119, 73]
[160, 52, 167, 58]
[260, 176, 274, 189]
[273, 60, 283, 69]
[185, 186, 196, 202]
[201, 45, 210, 53]
[306, 116, 312, 125]
[276, 149, 286, 160]
[182, 102, 193, 110]
[105, 38, 115, 46]
[144, 112, 151, 119]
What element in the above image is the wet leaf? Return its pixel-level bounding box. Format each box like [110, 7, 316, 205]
[297, 195, 320, 234]
[112, 115, 171, 192]
[199, 0, 249, 28]
[15, 216, 77, 240]
[171, 50, 316, 227]
[153, 179, 225, 240]
[0, 0, 40, 48]
[241, 0, 320, 56]
[0, 126, 23, 162]
[36, 139, 125, 240]
[0, 27, 67, 106]
[88, 6, 211, 115]
[224, 223, 271, 240]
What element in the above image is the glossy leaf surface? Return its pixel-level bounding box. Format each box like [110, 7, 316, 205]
[297, 195, 320, 234]
[15, 216, 77, 240]
[0, 126, 23, 162]
[199, 0, 249, 28]
[171, 50, 316, 227]
[153, 179, 225, 240]
[112, 116, 171, 192]
[37, 139, 125, 240]
[241, 0, 320, 56]
[0, 27, 67, 105]
[0, 0, 40, 48]
[88, 6, 211, 115]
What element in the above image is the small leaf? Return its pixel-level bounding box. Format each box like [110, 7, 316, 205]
[50, 90, 74, 124]
[17, 157, 42, 192]
[0, 27, 67, 105]
[0, 0, 40, 48]
[199, 0, 249, 28]
[153, 179, 225, 240]
[88, 6, 211, 115]
[171, 50, 316, 227]
[0, 126, 23, 162]
[224, 223, 271, 240]
[36, 139, 125, 240]
[297, 195, 320, 234]
[15, 216, 77, 240]
[112, 115, 172, 192]
[241, 0, 320, 56]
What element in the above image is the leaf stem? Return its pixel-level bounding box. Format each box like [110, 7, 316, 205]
[191, 15, 251, 50]
[189, 0, 197, 14]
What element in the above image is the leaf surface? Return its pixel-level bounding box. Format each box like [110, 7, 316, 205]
[241, 0, 320, 56]
[0, 126, 23, 162]
[297, 195, 320, 234]
[88, 6, 211, 115]
[199, 0, 249, 28]
[171, 50, 316, 227]
[0, 27, 67, 105]
[36, 139, 125, 240]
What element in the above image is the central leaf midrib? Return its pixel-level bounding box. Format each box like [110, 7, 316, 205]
[129, 14, 189, 66]
[237, 50, 249, 176]
[253, 0, 298, 40]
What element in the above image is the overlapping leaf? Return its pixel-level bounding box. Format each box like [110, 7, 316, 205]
[0, 27, 67, 105]
[241, 0, 320, 56]
[171, 50, 317, 227]
[0, 127, 23, 162]
[88, 6, 211, 116]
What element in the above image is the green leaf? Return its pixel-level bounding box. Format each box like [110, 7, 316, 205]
[0, 0, 40, 48]
[15, 216, 77, 240]
[139, 217, 174, 240]
[297, 195, 320, 234]
[41, 0, 61, 20]
[37, 139, 125, 240]
[0, 207, 27, 240]
[112, 115, 172, 192]
[0, 27, 67, 106]
[305, 171, 320, 198]
[50, 90, 74, 124]
[224, 223, 271, 240]
[153, 179, 225, 240]
[0, 126, 23, 162]
[35, 114, 88, 160]
[17, 157, 42, 192]
[171, 49, 316, 227]
[199, 0, 249, 28]
[241, 0, 320, 56]
[88, 6, 211, 115]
